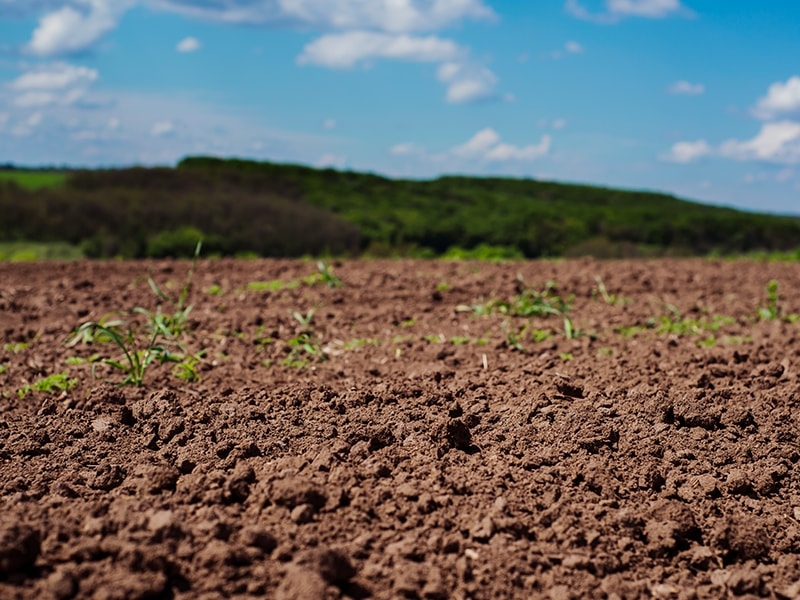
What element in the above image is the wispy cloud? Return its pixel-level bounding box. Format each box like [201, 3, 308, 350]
[8, 62, 99, 107]
[566, 0, 690, 24]
[150, 0, 496, 33]
[669, 80, 704, 95]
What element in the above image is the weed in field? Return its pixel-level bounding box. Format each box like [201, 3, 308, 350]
[67, 246, 203, 386]
[204, 284, 224, 296]
[248, 279, 298, 292]
[17, 372, 77, 397]
[596, 347, 614, 357]
[0, 365, 8, 375]
[615, 325, 648, 338]
[304, 261, 343, 288]
[68, 319, 184, 386]
[458, 276, 578, 339]
[652, 306, 735, 337]
[592, 276, 629, 306]
[145, 242, 201, 337]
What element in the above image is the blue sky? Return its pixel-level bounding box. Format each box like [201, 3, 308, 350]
[1, 1, 799, 215]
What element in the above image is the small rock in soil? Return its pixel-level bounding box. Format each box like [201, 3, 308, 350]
[0, 520, 40, 576]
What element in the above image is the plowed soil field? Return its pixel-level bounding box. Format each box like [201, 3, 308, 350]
[2, 258, 800, 599]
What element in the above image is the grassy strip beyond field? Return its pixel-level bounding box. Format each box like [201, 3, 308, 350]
[0, 170, 67, 191]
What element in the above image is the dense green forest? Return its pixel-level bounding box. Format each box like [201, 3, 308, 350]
[1, 158, 799, 259]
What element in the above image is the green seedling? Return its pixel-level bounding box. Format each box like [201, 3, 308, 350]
[173, 352, 203, 382]
[597, 347, 614, 357]
[652, 307, 735, 337]
[283, 309, 327, 367]
[18, 372, 78, 398]
[758, 280, 780, 320]
[247, 279, 298, 292]
[0, 365, 8, 375]
[450, 336, 471, 345]
[503, 324, 527, 352]
[424, 334, 445, 343]
[65, 354, 101, 365]
[559, 352, 574, 361]
[530, 328, 554, 343]
[458, 277, 578, 339]
[304, 261, 343, 288]
[757, 280, 799, 322]
[3, 342, 29, 354]
[204, 284, 224, 296]
[342, 338, 380, 350]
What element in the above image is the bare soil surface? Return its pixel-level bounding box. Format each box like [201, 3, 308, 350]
[2, 258, 800, 599]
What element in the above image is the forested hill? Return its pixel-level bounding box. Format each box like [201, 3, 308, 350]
[1, 156, 799, 259]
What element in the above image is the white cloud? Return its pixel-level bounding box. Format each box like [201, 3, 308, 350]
[297, 31, 461, 68]
[452, 127, 500, 157]
[665, 122, 800, 166]
[27, 0, 132, 56]
[566, 0, 687, 23]
[669, 80, 704, 95]
[176, 36, 201, 52]
[719, 121, 800, 164]
[437, 61, 497, 104]
[551, 118, 567, 130]
[298, 31, 497, 104]
[151, 120, 175, 137]
[150, 0, 495, 33]
[752, 76, 800, 120]
[452, 128, 551, 161]
[323, 118, 337, 130]
[662, 139, 711, 163]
